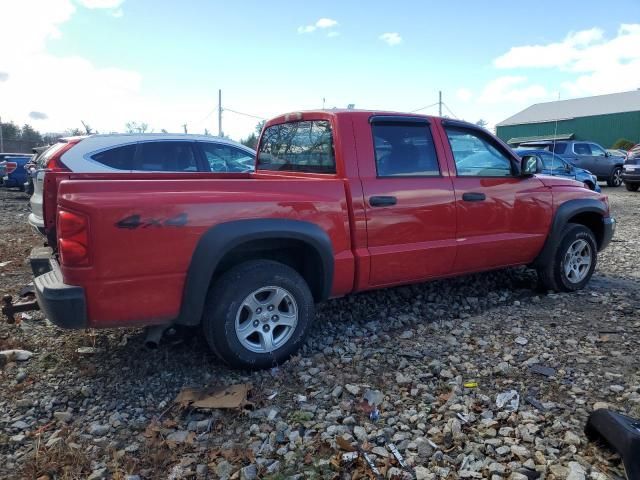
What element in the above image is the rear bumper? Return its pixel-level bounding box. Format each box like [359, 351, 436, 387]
[31, 250, 87, 329]
[621, 172, 640, 183]
[601, 217, 616, 251]
[27, 212, 46, 236]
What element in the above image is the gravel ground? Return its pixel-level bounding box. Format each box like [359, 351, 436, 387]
[0, 185, 638, 480]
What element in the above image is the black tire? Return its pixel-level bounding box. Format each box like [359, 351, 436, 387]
[606, 167, 623, 187]
[583, 181, 595, 191]
[202, 260, 314, 370]
[625, 182, 639, 192]
[537, 223, 597, 292]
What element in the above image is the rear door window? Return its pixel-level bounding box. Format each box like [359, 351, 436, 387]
[549, 143, 567, 154]
[371, 121, 440, 176]
[91, 144, 136, 170]
[136, 141, 198, 171]
[199, 143, 254, 172]
[258, 120, 335, 173]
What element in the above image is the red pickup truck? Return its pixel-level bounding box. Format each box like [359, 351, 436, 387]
[30, 111, 615, 369]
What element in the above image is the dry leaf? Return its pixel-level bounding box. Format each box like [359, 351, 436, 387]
[175, 383, 252, 409]
[336, 436, 357, 452]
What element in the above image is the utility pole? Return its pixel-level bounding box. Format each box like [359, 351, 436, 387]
[438, 91, 442, 117]
[0, 115, 3, 153]
[218, 89, 222, 137]
[322, 97, 326, 110]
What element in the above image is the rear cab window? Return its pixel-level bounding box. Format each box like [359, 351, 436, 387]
[257, 120, 335, 174]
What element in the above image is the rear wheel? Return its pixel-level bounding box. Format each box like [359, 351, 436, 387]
[607, 167, 623, 187]
[625, 182, 639, 192]
[537, 223, 597, 292]
[202, 260, 314, 369]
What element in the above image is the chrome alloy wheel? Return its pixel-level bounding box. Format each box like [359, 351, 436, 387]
[563, 239, 592, 283]
[234, 286, 298, 354]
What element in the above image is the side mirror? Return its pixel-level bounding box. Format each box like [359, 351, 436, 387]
[520, 155, 541, 176]
[604, 151, 610, 157]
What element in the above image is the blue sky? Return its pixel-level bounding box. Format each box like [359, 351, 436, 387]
[1, 0, 639, 139]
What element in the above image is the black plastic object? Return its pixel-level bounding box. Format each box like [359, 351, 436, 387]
[585, 408, 640, 479]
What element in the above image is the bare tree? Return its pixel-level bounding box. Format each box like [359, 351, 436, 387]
[125, 121, 149, 133]
[81, 120, 94, 134]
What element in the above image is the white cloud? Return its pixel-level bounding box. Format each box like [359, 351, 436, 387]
[75, 0, 124, 8]
[297, 18, 338, 34]
[478, 76, 549, 104]
[456, 88, 473, 102]
[316, 18, 338, 29]
[494, 24, 640, 96]
[379, 32, 402, 46]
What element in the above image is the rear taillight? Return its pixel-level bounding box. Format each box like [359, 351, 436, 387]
[5, 162, 17, 174]
[46, 140, 79, 171]
[57, 210, 90, 266]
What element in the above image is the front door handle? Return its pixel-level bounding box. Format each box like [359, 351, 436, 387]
[369, 195, 397, 207]
[462, 192, 486, 202]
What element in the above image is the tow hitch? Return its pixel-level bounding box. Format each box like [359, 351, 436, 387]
[2, 285, 40, 324]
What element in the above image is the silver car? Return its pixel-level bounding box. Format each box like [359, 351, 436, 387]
[28, 134, 256, 236]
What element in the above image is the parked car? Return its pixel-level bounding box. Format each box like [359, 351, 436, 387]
[518, 140, 624, 187]
[607, 149, 628, 159]
[27, 111, 614, 369]
[0, 153, 32, 190]
[515, 148, 601, 192]
[622, 144, 640, 191]
[24, 146, 50, 195]
[27, 134, 255, 236]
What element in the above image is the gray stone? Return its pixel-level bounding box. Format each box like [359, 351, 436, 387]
[345, 384, 360, 396]
[216, 460, 233, 480]
[88, 423, 109, 436]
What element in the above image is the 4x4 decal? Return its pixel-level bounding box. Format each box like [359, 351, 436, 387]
[115, 213, 187, 229]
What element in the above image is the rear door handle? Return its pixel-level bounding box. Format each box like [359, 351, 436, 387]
[462, 192, 486, 202]
[369, 195, 397, 207]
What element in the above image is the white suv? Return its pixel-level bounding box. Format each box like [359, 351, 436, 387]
[28, 134, 255, 235]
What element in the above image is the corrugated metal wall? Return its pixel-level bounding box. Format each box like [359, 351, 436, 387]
[496, 111, 640, 147]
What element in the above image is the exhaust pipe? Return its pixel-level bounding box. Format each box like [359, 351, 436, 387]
[144, 325, 167, 349]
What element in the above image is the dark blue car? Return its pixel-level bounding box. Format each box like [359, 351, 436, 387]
[516, 148, 601, 192]
[0, 154, 32, 190]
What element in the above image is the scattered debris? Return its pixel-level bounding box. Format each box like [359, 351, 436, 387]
[525, 395, 546, 411]
[76, 346, 105, 355]
[515, 336, 528, 345]
[0, 349, 34, 366]
[0, 261, 11, 268]
[496, 390, 520, 411]
[529, 364, 556, 377]
[463, 381, 478, 388]
[175, 383, 253, 410]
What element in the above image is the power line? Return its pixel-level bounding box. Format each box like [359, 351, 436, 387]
[223, 108, 267, 121]
[441, 102, 458, 119]
[410, 102, 439, 113]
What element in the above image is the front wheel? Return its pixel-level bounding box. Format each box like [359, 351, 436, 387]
[607, 167, 623, 187]
[202, 260, 314, 369]
[625, 182, 639, 192]
[537, 223, 597, 292]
